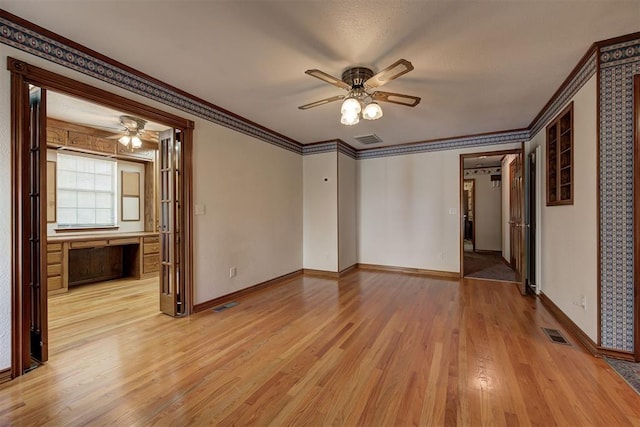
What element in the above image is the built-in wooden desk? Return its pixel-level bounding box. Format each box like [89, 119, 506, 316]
[47, 232, 159, 296]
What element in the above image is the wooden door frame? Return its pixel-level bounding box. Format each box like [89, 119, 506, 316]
[633, 74, 640, 361]
[459, 147, 524, 288]
[8, 57, 195, 378]
[463, 179, 476, 252]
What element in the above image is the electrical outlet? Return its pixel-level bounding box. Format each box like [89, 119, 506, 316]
[229, 267, 237, 278]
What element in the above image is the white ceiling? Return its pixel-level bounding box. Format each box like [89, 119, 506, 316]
[3, 1, 639, 149]
[47, 91, 170, 133]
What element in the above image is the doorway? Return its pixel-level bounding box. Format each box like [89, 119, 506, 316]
[9, 57, 194, 377]
[460, 149, 524, 287]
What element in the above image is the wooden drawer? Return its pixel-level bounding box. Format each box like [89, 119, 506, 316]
[70, 240, 108, 249]
[48, 276, 63, 291]
[109, 237, 140, 246]
[68, 131, 115, 154]
[143, 235, 159, 244]
[143, 242, 160, 255]
[47, 251, 62, 265]
[143, 255, 160, 273]
[47, 127, 67, 146]
[47, 243, 62, 252]
[47, 263, 62, 277]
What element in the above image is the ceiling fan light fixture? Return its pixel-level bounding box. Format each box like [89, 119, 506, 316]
[363, 102, 383, 120]
[131, 135, 142, 148]
[341, 97, 361, 116]
[341, 111, 360, 126]
[118, 135, 131, 146]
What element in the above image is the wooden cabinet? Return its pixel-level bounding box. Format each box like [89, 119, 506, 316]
[67, 131, 116, 155]
[47, 232, 159, 295]
[47, 118, 157, 162]
[143, 235, 160, 274]
[46, 126, 67, 147]
[47, 243, 66, 295]
[546, 102, 573, 205]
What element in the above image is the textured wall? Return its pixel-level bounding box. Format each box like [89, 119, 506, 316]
[599, 38, 640, 352]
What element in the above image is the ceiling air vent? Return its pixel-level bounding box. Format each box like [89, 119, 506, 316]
[354, 134, 383, 145]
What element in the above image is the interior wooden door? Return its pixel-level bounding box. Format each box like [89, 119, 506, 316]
[509, 154, 526, 294]
[158, 129, 185, 316]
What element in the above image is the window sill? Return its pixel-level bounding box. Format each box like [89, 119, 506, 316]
[54, 226, 120, 233]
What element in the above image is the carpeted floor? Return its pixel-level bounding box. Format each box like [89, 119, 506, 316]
[464, 251, 517, 281]
[606, 357, 640, 396]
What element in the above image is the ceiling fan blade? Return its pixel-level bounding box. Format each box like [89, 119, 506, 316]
[373, 91, 421, 107]
[365, 59, 414, 89]
[305, 69, 351, 90]
[298, 95, 345, 110]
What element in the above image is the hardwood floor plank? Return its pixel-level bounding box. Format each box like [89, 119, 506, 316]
[1, 271, 640, 425]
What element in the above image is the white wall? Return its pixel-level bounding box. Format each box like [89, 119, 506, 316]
[194, 125, 302, 302]
[473, 173, 502, 251]
[303, 152, 338, 272]
[526, 75, 598, 342]
[358, 143, 521, 273]
[0, 44, 304, 370]
[338, 153, 357, 271]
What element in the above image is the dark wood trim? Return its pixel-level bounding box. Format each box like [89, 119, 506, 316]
[303, 269, 340, 278]
[538, 292, 599, 357]
[0, 367, 11, 384]
[545, 102, 574, 206]
[358, 127, 528, 155]
[597, 347, 636, 362]
[633, 74, 640, 361]
[459, 155, 465, 276]
[594, 31, 640, 50]
[357, 263, 460, 280]
[8, 58, 193, 130]
[0, 11, 302, 149]
[193, 270, 303, 313]
[183, 126, 194, 314]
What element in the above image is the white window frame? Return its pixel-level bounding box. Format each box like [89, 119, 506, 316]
[56, 152, 117, 228]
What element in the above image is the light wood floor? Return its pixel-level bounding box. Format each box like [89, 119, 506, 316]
[1, 271, 639, 425]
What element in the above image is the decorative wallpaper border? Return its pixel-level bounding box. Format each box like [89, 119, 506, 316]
[529, 51, 597, 137]
[302, 141, 338, 156]
[0, 14, 303, 155]
[598, 37, 640, 352]
[357, 130, 530, 159]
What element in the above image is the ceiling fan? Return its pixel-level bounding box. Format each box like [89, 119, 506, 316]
[299, 59, 421, 125]
[112, 115, 152, 148]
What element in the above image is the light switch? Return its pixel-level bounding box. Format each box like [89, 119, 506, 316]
[449, 207, 457, 215]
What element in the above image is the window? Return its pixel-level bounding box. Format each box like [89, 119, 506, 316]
[546, 102, 573, 205]
[57, 153, 116, 227]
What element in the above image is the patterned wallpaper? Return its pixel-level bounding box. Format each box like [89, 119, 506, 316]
[599, 38, 640, 352]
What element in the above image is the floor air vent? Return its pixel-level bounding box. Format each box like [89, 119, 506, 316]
[354, 134, 383, 145]
[213, 301, 239, 312]
[542, 327, 571, 346]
